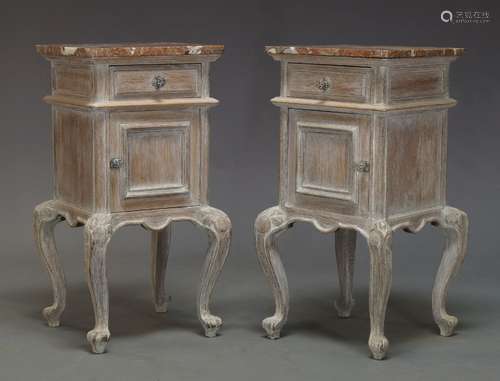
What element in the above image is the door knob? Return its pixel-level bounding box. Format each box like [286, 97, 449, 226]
[109, 158, 123, 169]
[355, 161, 370, 173]
[151, 75, 166, 90]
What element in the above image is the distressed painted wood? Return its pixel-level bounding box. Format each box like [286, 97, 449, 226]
[34, 43, 231, 353]
[33, 201, 67, 327]
[109, 109, 201, 212]
[286, 63, 372, 103]
[110, 64, 201, 100]
[52, 64, 94, 98]
[256, 45, 468, 360]
[431, 206, 469, 337]
[53, 108, 95, 210]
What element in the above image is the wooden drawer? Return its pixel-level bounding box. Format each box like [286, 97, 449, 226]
[110, 64, 201, 100]
[109, 109, 201, 212]
[286, 63, 372, 103]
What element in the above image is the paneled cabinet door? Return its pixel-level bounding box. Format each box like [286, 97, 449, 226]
[286, 109, 371, 215]
[109, 109, 201, 212]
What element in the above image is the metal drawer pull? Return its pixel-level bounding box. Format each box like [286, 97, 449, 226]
[355, 161, 370, 173]
[151, 75, 166, 90]
[318, 77, 331, 91]
[109, 158, 123, 169]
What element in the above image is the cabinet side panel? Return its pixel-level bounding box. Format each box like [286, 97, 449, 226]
[386, 110, 445, 216]
[389, 65, 447, 102]
[53, 107, 94, 211]
[52, 63, 95, 99]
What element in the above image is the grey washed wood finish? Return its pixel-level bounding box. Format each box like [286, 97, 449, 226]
[256, 48, 468, 360]
[110, 64, 201, 100]
[34, 45, 231, 353]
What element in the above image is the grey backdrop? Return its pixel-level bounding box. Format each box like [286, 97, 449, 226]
[0, 0, 499, 380]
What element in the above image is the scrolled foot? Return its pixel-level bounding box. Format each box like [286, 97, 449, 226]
[368, 334, 389, 360]
[334, 299, 355, 319]
[436, 314, 458, 337]
[87, 328, 111, 354]
[200, 313, 222, 338]
[42, 305, 63, 327]
[263, 316, 283, 339]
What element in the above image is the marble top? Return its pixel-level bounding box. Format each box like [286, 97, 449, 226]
[36, 42, 224, 58]
[265, 45, 464, 59]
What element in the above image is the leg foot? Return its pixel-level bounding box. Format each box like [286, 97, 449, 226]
[202, 315, 222, 338]
[33, 201, 66, 327]
[263, 316, 283, 339]
[432, 207, 469, 337]
[436, 315, 459, 337]
[42, 306, 62, 328]
[87, 328, 111, 354]
[334, 229, 356, 318]
[84, 214, 113, 354]
[367, 221, 392, 360]
[195, 207, 232, 337]
[369, 334, 390, 360]
[255, 207, 291, 339]
[151, 225, 171, 313]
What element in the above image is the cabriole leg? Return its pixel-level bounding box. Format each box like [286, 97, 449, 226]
[195, 207, 232, 338]
[432, 207, 469, 337]
[33, 201, 66, 328]
[84, 214, 113, 354]
[367, 221, 392, 360]
[255, 206, 292, 339]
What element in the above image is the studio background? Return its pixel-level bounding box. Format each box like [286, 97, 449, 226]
[0, 0, 499, 380]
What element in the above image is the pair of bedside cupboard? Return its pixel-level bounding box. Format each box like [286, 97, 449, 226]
[34, 43, 231, 353]
[255, 45, 468, 360]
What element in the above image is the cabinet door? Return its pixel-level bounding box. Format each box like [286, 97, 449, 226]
[110, 109, 200, 212]
[286, 109, 371, 216]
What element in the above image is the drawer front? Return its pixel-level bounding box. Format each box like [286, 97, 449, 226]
[286, 109, 371, 215]
[109, 109, 200, 212]
[286, 64, 372, 103]
[110, 64, 201, 100]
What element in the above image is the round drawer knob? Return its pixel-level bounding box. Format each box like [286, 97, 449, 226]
[109, 158, 123, 169]
[318, 78, 331, 92]
[152, 75, 166, 90]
